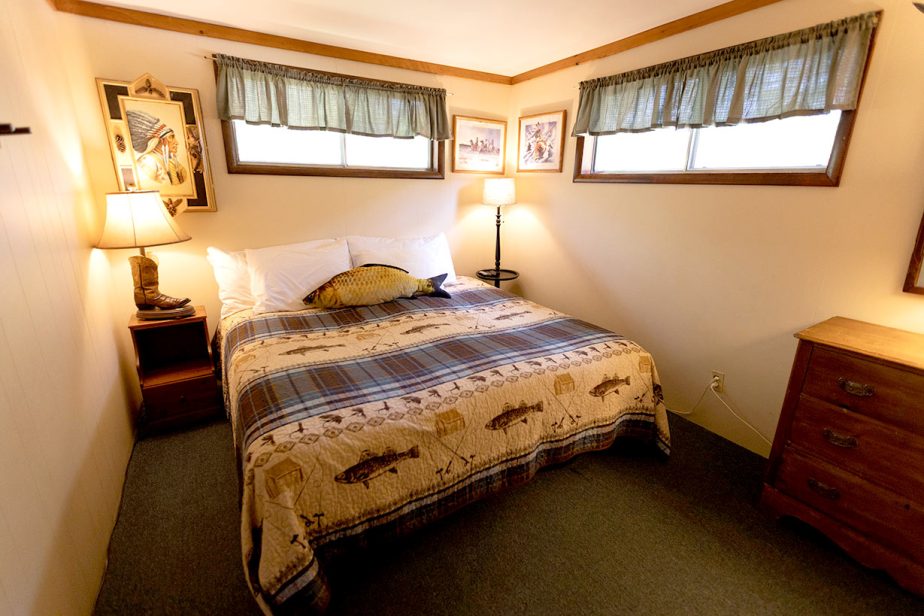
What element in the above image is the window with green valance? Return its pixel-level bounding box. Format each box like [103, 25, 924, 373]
[572, 11, 879, 136]
[215, 53, 450, 141]
[572, 12, 879, 186]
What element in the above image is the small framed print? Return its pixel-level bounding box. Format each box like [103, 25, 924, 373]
[97, 73, 217, 214]
[517, 110, 566, 173]
[452, 115, 506, 174]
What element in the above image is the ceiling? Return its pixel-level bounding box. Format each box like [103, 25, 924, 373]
[94, 0, 730, 76]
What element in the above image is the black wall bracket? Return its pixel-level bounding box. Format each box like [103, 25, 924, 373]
[0, 123, 31, 136]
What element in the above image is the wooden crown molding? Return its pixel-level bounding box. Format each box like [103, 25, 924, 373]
[50, 0, 511, 84]
[52, 0, 784, 85]
[511, 0, 785, 83]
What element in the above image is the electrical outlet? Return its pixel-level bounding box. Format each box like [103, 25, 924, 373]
[711, 370, 726, 393]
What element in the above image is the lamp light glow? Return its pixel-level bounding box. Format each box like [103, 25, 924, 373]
[482, 178, 516, 207]
[96, 190, 190, 251]
[96, 190, 193, 317]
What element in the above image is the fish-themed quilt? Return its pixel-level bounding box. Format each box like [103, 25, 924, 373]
[219, 277, 670, 614]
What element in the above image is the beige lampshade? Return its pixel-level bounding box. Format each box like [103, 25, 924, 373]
[96, 191, 191, 249]
[483, 178, 516, 207]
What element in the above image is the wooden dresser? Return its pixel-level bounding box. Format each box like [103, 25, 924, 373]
[761, 317, 924, 595]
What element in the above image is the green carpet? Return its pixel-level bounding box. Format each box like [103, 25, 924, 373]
[94, 414, 923, 615]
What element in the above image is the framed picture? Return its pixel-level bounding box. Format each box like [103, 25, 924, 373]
[452, 115, 506, 174]
[96, 73, 217, 214]
[517, 110, 566, 173]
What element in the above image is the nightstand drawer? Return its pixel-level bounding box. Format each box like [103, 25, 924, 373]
[776, 449, 924, 563]
[803, 347, 924, 434]
[143, 375, 221, 425]
[790, 394, 924, 498]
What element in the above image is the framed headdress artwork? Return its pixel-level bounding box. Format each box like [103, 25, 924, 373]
[96, 73, 217, 214]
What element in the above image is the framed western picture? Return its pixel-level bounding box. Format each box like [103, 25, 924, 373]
[96, 73, 217, 214]
[452, 115, 506, 174]
[517, 110, 566, 173]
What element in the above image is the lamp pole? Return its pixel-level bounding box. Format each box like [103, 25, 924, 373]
[494, 205, 502, 273]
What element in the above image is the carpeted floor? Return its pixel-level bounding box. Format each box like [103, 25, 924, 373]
[94, 414, 923, 615]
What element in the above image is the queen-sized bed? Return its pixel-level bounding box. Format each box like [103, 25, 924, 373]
[217, 271, 669, 613]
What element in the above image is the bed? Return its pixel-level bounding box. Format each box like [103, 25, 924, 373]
[212, 237, 670, 614]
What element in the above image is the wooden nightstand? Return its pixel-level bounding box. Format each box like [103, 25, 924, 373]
[128, 306, 222, 434]
[761, 317, 924, 596]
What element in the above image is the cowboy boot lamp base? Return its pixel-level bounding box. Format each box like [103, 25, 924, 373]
[129, 253, 193, 319]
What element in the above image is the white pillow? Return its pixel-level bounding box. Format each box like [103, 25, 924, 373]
[245, 238, 351, 315]
[346, 233, 457, 283]
[206, 247, 253, 318]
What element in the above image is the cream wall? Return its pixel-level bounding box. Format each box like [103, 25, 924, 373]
[66, 0, 924, 460]
[66, 14, 511, 354]
[0, 1, 135, 614]
[506, 0, 924, 453]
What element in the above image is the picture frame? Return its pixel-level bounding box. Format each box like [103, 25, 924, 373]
[452, 115, 506, 174]
[96, 73, 217, 214]
[517, 110, 566, 173]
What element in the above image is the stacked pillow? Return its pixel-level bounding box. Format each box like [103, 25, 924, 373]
[206, 233, 457, 317]
[346, 234, 456, 283]
[205, 247, 252, 318]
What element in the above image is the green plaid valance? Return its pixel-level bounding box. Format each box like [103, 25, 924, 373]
[573, 12, 879, 136]
[215, 54, 451, 140]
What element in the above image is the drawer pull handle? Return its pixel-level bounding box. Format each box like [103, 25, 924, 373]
[836, 377, 874, 398]
[822, 429, 859, 449]
[807, 478, 840, 500]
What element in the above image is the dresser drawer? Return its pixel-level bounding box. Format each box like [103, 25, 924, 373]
[790, 395, 924, 499]
[143, 375, 221, 425]
[803, 347, 924, 434]
[776, 449, 924, 564]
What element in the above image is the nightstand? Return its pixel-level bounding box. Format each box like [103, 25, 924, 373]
[128, 306, 222, 434]
[476, 268, 519, 288]
[761, 317, 924, 596]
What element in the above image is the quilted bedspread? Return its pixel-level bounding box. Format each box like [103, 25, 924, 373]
[219, 277, 670, 613]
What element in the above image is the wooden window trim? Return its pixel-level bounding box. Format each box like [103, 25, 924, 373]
[221, 119, 446, 179]
[572, 110, 858, 187]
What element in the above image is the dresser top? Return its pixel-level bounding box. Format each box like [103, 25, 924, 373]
[797, 316, 924, 372]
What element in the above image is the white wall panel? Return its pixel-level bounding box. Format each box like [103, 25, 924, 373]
[0, 0, 135, 614]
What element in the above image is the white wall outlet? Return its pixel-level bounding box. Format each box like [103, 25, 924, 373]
[711, 370, 726, 393]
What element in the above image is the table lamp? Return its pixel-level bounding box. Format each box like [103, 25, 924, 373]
[482, 178, 516, 280]
[96, 190, 194, 319]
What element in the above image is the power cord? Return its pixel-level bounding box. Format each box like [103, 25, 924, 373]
[670, 381, 709, 416]
[670, 375, 772, 446]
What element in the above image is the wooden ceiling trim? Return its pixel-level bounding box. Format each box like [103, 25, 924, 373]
[52, 0, 784, 86]
[510, 0, 786, 84]
[50, 0, 513, 84]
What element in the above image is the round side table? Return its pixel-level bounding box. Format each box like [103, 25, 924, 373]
[476, 268, 519, 288]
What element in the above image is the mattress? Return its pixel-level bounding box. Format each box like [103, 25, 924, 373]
[218, 277, 670, 613]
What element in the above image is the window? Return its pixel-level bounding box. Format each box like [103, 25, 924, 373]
[571, 12, 877, 187]
[225, 120, 443, 178]
[690, 112, 842, 171]
[215, 54, 449, 179]
[578, 111, 851, 185]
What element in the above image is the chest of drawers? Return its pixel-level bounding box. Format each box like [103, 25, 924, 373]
[761, 317, 924, 595]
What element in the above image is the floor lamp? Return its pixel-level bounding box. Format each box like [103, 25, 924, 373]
[478, 178, 518, 288]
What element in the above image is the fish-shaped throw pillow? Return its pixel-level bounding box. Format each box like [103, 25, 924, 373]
[305, 264, 451, 308]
